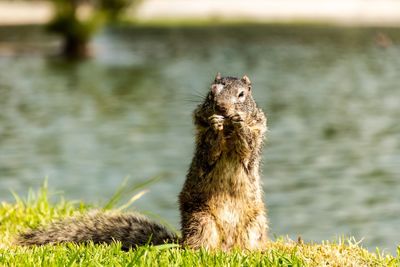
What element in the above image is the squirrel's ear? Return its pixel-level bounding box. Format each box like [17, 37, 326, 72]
[211, 84, 223, 95]
[214, 72, 222, 83]
[241, 75, 251, 85]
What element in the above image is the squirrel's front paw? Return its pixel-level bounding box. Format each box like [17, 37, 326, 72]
[209, 114, 224, 131]
[230, 113, 245, 128]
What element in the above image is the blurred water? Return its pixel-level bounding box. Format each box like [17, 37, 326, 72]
[0, 25, 399, 252]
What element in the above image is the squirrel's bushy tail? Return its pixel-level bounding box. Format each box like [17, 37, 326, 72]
[16, 211, 178, 250]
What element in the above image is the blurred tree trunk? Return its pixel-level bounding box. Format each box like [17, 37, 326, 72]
[48, 0, 137, 59]
[63, 35, 90, 58]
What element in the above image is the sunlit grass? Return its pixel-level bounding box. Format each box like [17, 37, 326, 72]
[0, 184, 399, 266]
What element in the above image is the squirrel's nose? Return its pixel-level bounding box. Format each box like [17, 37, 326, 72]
[215, 102, 229, 114]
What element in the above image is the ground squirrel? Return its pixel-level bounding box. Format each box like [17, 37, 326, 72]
[16, 73, 268, 251]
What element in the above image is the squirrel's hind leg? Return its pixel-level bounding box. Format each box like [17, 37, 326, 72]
[181, 212, 219, 250]
[243, 213, 268, 251]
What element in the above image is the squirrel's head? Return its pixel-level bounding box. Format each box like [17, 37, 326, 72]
[203, 73, 256, 118]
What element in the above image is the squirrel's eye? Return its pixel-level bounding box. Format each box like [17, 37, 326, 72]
[238, 91, 245, 98]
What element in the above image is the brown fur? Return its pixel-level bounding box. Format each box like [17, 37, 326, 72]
[179, 74, 268, 251]
[16, 74, 268, 251]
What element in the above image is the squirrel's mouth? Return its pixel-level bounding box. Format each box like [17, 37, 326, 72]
[214, 113, 230, 119]
[213, 108, 233, 118]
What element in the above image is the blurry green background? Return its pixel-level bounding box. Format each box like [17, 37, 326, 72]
[0, 0, 399, 254]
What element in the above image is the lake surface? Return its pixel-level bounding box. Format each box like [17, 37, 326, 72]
[0, 25, 399, 253]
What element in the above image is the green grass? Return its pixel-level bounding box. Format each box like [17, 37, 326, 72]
[0, 184, 399, 266]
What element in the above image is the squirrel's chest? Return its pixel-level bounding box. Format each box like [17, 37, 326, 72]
[204, 155, 252, 194]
